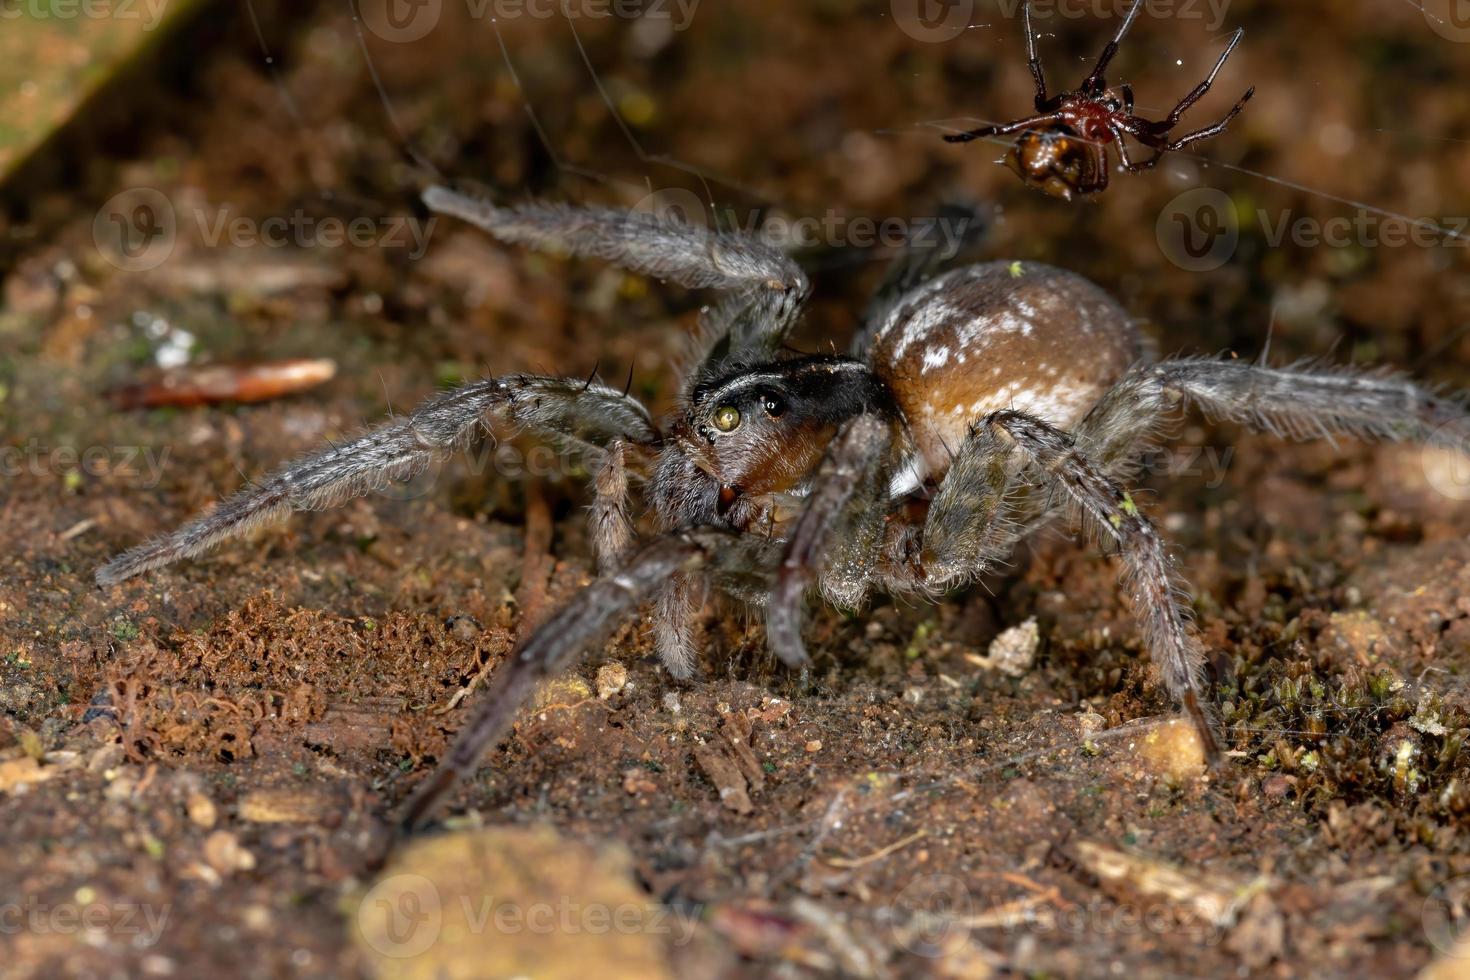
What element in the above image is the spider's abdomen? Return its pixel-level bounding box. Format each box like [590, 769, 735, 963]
[869, 261, 1142, 484]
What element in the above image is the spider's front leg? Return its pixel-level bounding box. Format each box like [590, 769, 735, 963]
[879, 422, 1017, 593]
[766, 414, 899, 668]
[986, 410, 1221, 761]
[398, 528, 742, 832]
[96, 374, 657, 585]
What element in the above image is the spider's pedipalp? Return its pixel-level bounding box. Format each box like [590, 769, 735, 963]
[96, 375, 656, 587]
[591, 441, 638, 574]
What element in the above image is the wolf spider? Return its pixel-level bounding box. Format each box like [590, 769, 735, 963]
[98, 186, 1468, 831]
[945, 0, 1255, 199]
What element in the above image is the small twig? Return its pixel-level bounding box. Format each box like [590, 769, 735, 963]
[515, 483, 556, 638]
[825, 829, 928, 869]
[59, 518, 98, 542]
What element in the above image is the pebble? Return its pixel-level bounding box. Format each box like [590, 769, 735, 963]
[596, 662, 628, 699]
[187, 792, 218, 829]
[203, 831, 256, 875]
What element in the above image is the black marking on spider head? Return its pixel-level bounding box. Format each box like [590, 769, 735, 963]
[653, 355, 898, 530]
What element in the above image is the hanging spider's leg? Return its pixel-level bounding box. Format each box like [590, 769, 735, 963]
[1021, 1, 1050, 111]
[1162, 87, 1255, 151]
[1108, 124, 1165, 174]
[398, 528, 741, 832]
[766, 415, 898, 668]
[1078, 357, 1470, 470]
[97, 375, 657, 586]
[984, 409, 1220, 759]
[1081, 0, 1143, 95]
[1160, 28, 1247, 127]
[943, 112, 1066, 145]
[1120, 82, 1135, 115]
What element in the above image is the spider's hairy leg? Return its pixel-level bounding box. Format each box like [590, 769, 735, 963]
[767, 415, 897, 668]
[1077, 357, 1470, 469]
[654, 573, 702, 680]
[897, 422, 1017, 591]
[423, 186, 808, 296]
[398, 528, 740, 832]
[96, 375, 657, 586]
[591, 441, 638, 575]
[421, 187, 815, 388]
[985, 409, 1221, 761]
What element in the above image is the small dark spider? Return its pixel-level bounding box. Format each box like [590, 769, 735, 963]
[945, 0, 1255, 199]
[98, 187, 1467, 833]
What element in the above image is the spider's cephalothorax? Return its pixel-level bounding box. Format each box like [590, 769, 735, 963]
[945, 0, 1255, 199]
[98, 187, 1470, 833]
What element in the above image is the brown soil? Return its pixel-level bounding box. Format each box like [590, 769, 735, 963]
[3, 1, 1470, 977]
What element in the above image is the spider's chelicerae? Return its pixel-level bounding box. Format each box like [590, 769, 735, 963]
[99, 186, 1468, 831]
[945, 0, 1255, 199]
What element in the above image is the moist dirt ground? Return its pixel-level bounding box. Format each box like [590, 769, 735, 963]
[4, 1, 1470, 976]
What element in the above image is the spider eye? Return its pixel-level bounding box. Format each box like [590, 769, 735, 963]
[712, 405, 741, 432]
[761, 394, 787, 418]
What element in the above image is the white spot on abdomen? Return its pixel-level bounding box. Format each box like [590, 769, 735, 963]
[922, 346, 950, 373]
